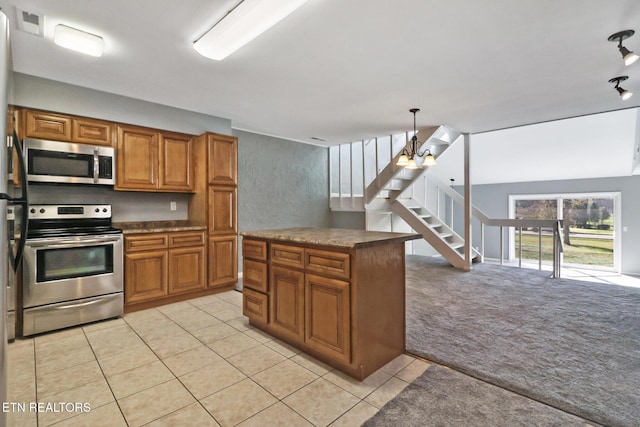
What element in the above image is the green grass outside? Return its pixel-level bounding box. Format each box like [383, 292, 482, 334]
[517, 233, 613, 267]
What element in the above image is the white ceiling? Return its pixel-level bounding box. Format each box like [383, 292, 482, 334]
[2, 0, 640, 147]
[431, 108, 639, 185]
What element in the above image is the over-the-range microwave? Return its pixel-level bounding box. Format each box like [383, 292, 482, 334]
[24, 138, 115, 185]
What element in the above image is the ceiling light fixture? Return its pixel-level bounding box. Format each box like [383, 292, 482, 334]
[608, 30, 639, 66]
[53, 24, 104, 57]
[609, 76, 633, 100]
[193, 0, 310, 61]
[396, 109, 436, 169]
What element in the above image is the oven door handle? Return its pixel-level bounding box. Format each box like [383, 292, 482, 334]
[26, 236, 122, 248]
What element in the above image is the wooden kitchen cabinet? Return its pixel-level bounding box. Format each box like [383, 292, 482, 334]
[125, 250, 168, 304]
[305, 273, 351, 364]
[23, 110, 72, 141]
[270, 265, 305, 341]
[205, 133, 237, 186]
[116, 125, 158, 191]
[159, 132, 194, 192]
[22, 109, 113, 146]
[124, 230, 206, 309]
[116, 125, 195, 192]
[208, 235, 237, 288]
[208, 186, 237, 235]
[240, 228, 419, 380]
[189, 132, 239, 291]
[73, 117, 114, 146]
[168, 246, 206, 294]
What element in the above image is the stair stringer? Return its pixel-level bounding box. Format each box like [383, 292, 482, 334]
[392, 199, 479, 270]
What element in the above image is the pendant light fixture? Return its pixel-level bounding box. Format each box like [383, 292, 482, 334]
[609, 76, 633, 100]
[608, 30, 640, 66]
[396, 109, 436, 169]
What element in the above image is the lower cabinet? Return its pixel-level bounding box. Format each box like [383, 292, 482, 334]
[208, 235, 238, 288]
[241, 236, 407, 381]
[305, 273, 351, 365]
[168, 246, 206, 294]
[125, 250, 168, 304]
[124, 230, 206, 308]
[270, 266, 305, 341]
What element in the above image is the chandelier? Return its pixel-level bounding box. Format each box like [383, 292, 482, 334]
[396, 108, 436, 169]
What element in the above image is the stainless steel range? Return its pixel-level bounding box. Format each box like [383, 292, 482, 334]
[21, 204, 123, 336]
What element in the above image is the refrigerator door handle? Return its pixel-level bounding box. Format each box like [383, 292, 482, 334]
[8, 131, 29, 271]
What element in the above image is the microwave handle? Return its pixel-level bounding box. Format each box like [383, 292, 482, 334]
[93, 148, 99, 183]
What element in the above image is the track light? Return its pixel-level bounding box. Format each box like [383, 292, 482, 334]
[608, 30, 639, 66]
[609, 76, 633, 100]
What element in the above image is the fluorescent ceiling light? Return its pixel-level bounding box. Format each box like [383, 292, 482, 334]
[194, 0, 310, 61]
[54, 24, 104, 57]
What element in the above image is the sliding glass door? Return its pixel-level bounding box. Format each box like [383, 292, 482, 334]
[509, 192, 621, 271]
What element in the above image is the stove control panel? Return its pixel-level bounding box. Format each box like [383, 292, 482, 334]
[28, 204, 112, 220]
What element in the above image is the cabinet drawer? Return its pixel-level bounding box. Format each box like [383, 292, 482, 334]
[242, 239, 267, 261]
[305, 249, 350, 280]
[125, 234, 169, 252]
[243, 259, 268, 292]
[169, 231, 205, 248]
[271, 244, 304, 269]
[243, 288, 268, 324]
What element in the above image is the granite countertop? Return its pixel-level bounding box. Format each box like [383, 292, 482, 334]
[240, 227, 421, 248]
[114, 220, 207, 234]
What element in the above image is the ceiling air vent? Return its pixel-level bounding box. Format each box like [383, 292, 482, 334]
[16, 9, 45, 37]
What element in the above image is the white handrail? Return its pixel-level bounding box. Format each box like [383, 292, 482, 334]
[434, 178, 564, 277]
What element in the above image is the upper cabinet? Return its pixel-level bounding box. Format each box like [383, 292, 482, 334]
[22, 109, 113, 146]
[116, 125, 195, 193]
[116, 125, 158, 191]
[72, 117, 114, 146]
[159, 132, 194, 192]
[206, 133, 238, 186]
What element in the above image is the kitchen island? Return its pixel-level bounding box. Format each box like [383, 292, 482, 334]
[240, 228, 420, 380]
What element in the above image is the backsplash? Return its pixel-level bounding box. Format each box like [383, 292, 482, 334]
[27, 184, 189, 222]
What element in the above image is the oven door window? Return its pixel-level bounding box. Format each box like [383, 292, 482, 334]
[36, 244, 114, 283]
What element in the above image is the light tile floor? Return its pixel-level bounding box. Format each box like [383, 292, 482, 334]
[6, 290, 431, 426]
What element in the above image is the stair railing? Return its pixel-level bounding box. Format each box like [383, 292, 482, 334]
[435, 179, 564, 278]
[329, 134, 409, 210]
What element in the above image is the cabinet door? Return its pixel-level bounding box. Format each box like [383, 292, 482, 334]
[116, 125, 158, 190]
[125, 251, 168, 304]
[208, 235, 237, 288]
[159, 132, 194, 192]
[23, 110, 72, 141]
[169, 246, 206, 294]
[305, 273, 351, 364]
[270, 266, 305, 341]
[73, 117, 114, 146]
[207, 133, 237, 186]
[208, 186, 237, 235]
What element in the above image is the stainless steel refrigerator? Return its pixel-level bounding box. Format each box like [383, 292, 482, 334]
[1, 10, 29, 422]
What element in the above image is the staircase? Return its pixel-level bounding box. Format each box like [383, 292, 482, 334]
[392, 198, 479, 269]
[329, 124, 480, 270]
